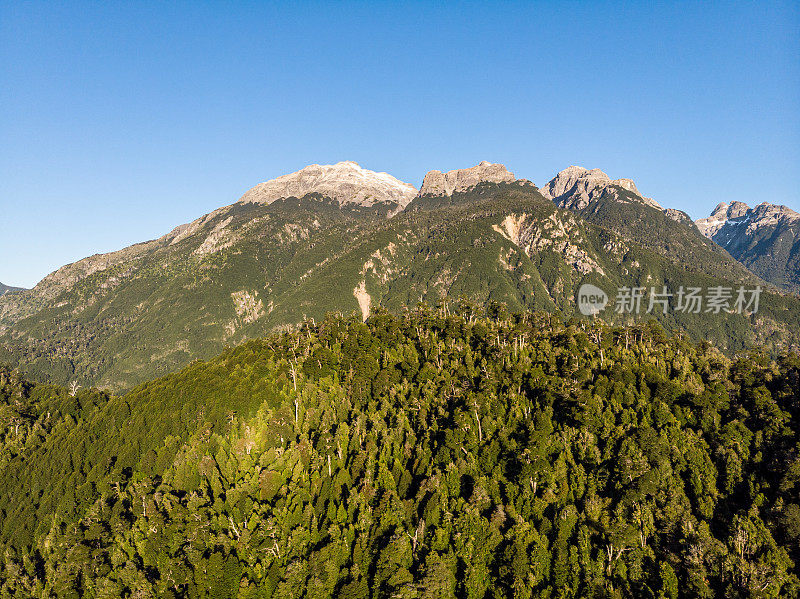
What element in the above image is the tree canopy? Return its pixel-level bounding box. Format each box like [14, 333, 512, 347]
[0, 305, 798, 597]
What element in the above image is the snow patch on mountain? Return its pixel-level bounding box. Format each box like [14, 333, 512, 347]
[695, 202, 751, 238]
[696, 201, 799, 240]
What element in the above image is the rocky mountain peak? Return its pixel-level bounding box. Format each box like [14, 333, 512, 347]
[751, 202, 800, 223]
[540, 166, 660, 211]
[696, 201, 798, 239]
[238, 161, 418, 209]
[726, 202, 751, 218]
[706, 202, 730, 221]
[539, 166, 609, 202]
[614, 178, 641, 196]
[696, 202, 751, 236]
[419, 161, 516, 196]
[694, 200, 800, 292]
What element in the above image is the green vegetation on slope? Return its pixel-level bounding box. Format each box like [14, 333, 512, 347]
[2, 184, 799, 393]
[1, 306, 798, 597]
[556, 185, 758, 285]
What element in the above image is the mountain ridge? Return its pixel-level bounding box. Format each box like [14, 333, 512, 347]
[418, 161, 516, 196]
[0, 283, 23, 297]
[696, 201, 800, 292]
[2, 161, 799, 391]
[238, 161, 418, 210]
[537, 166, 759, 286]
[539, 165, 663, 211]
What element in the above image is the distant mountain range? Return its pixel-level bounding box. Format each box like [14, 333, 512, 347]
[696, 201, 800, 293]
[0, 283, 23, 296]
[540, 166, 759, 284]
[1, 161, 798, 391]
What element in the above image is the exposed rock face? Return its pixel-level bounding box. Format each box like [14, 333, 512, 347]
[696, 201, 799, 241]
[540, 166, 662, 211]
[491, 212, 605, 276]
[749, 202, 800, 227]
[419, 161, 516, 196]
[353, 280, 371, 322]
[539, 165, 762, 285]
[238, 161, 417, 209]
[696, 201, 800, 292]
[664, 208, 693, 224]
[695, 202, 751, 237]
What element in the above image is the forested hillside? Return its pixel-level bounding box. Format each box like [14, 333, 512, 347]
[3, 179, 800, 394]
[1, 306, 798, 597]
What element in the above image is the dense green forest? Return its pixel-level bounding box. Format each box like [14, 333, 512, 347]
[1, 305, 798, 597]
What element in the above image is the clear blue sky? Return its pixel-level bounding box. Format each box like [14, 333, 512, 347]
[1, 1, 798, 288]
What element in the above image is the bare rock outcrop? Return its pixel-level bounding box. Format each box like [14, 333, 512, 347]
[695, 201, 751, 237]
[238, 161, 417, 209]
[419, 161, 516, 196]
[749, 202, 800, 228]
[540, 166, 661, 211]
[664, 208, 693, 224]
[696, 201, 799, 239]
[695, 200, 800, 292]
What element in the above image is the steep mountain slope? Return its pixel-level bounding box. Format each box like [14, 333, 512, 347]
[0, 196, 386, 389]
[2, 163, 799, 392]
[540, 166, 759, 284]
[0, 162, 414, 330]
[1, 313, 798, 597]
[697, 201, 800, 293]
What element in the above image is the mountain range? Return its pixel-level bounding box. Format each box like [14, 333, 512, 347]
[696, 201, 800, 293]
[1, 161, 798, 391]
